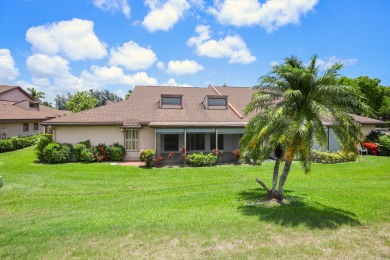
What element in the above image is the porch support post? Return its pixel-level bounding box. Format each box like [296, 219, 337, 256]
[184, 128, 187, 154]
[215, 128, 218, 150]
[154, 128, 157, 154]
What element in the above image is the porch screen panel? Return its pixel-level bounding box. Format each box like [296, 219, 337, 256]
[125, 129, 138, 151]
[187, 133, 205, 151]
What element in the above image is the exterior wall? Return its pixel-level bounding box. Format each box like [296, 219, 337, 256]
[0, 88, 30, 102]
[0, 122, 45, 139]
[361, 125, 376, 136]
[126, 126, 155, 161]
[53, 125, 124, 146]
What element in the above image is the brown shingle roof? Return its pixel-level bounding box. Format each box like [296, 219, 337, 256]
[0, 101, 70, 121]
[43, 85, 386, 127]
[44, 85, 255, 126]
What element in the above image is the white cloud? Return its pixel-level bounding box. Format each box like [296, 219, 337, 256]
[80, 65, 157, 87]
[157, 61, 166, 70]
[317, 56, 358, 70]
[162, 78, 193, 87]
[142, 0, 190, 32]
[165, 59, 203, 74]
[270, 61, 279, 66]
[0, 49, 19, 83]
[26, 18, 107, 60]
[93, 0, 131, 18]
[209, 0, 318, 32]
[187, 25, 256, 64]
[27, 54, 70, 78]
[109, 41, 157, 70]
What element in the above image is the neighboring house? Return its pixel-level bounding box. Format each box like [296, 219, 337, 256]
[42, 85, 386, 161]
[0, 85, 69, 139]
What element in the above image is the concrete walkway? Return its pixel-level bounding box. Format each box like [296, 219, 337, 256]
[119, 161, 145, 166]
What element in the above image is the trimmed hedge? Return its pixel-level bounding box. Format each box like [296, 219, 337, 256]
[0, 135, 38, 153]
[187, 153, 217, 167]
[35, 134, 53, 162]
[313, 150, 357, 164]
[42, 142, 72, 164]
[140, 149, 155, 167]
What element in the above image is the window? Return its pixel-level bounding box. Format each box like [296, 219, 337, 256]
[160, 95, 183, 109]
[208, 98, 227, 106]
[23, 123, 29, 132]
[164, 134, 179, 151]
[162, 97, 181, 105]
[125, 129, 138, 151]
[187, 133, 205, 151]
[29, 102, 39, 109]
[210, 134, 224, 150]
[33, 123, 39, 131]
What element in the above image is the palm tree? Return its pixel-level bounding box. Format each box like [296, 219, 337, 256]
[27, 87, 45, 103]
[241, 55, 371, 201]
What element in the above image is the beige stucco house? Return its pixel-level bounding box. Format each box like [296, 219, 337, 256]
[42, 85, 386, 161]
[0, 85, 69, 139]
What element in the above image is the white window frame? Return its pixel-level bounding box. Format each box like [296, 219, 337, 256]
[125, 129, 139, 151]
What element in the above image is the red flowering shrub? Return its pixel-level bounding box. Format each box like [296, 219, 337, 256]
[154, 155, 164, 167]
[362, 142, 379, 155]
[93, 143, 109, 162]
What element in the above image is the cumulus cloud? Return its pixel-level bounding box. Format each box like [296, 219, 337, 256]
[317, 56, 358, 70]
[162, 78, 193, 87]
[157, 61, 166, 70]
[142, 0, 190, 32]
[165, 59, 204, 74]
[93, 0, 131, 18]
[109, 41, 157, 70]
[27, 54, 70, 78]
[187, 25, 256, 64]
[209, 0, 318, 32]
[80, 65, 157, 88]
[26, 18, 107, 60]
[0, 49, 19, 83]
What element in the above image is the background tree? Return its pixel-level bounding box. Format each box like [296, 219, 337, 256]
[42, 101, 53, 108]
[54, 92, 73, 110]
[241, 55, 370, 201]
[27, 87, 45, 103]
[89, 89, 123, 107]
[125, 89, 132, 99]
[66, 91, 98, 113]
[338, 76, 389, 117]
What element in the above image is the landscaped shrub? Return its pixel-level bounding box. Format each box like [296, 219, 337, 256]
[0, 135, 38, 153]
[42, 142, 72, 164]
[233, 149, 241, 164]
[35, 134, 53, 162]
[154, 155, 164, 167]
[378, 135, 390, 156]
[313, 150, 357, 163]
[187, 153, 217, 167]
[74, 143, 95, 162]
[93, 143, 109, 162]
[79, 148, 95, 162]
[107, 144, 126, 161]
[139, 149, 155, 167]
[0, 139, 13, 152]
[362, 142, 379, 155]
[77, 140, 92, 148]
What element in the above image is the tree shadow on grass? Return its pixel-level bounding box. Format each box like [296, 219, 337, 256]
[237, 189, 361, 229]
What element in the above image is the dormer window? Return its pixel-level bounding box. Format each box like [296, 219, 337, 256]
[160, 95, 183, 109]
[205, 95, 228, 110]
[29, 102, 39, 109]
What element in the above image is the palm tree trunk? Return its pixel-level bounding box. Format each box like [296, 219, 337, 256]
[272, 158, 281, 191]
[278, 160, 292, 200]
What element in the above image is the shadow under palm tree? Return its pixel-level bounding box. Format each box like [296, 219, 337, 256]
[237, 189, 361, 229]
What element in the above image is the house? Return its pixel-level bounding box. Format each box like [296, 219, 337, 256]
[0, 85, 69, 139]
[42, 85, 386, 161]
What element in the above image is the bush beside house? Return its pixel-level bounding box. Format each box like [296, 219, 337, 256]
[36, 135, 125, 164]
[0, 135, 40, 153]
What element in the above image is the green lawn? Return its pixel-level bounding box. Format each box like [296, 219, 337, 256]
[1, 147, 389, 259]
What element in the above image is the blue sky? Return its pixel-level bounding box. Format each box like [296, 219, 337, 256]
[1, 0, 389, 102]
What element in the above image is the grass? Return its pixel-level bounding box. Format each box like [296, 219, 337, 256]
[1, 147, 389, 259]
